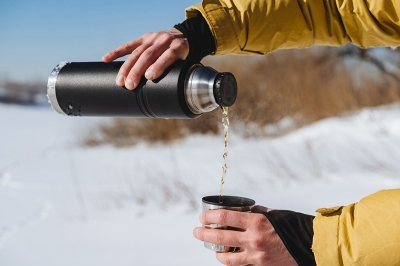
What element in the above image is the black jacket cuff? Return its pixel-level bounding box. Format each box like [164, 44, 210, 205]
[174, 15, 216, 61]
[263, 210, 316, 266]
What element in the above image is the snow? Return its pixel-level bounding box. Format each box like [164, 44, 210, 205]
[1, 103, 400, 266]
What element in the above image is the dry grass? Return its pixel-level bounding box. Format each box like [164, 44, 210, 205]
[84, 112, 220, 147]
[83, 46, 400, 147]
[207, 46, 400, 126]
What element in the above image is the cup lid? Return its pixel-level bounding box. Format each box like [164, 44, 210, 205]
[202, 195, 255, 207]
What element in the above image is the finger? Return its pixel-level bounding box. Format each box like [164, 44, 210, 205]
[200, 209, 252, 229]
[124, 43, 169, 89]
[216, 249, 249, 266]
[144, 38, 189, 80]
[122, 31, 178, 89]
[102, 39, 143, 63]
[116, 45, 151, 88]
[193, 227, 245, 248]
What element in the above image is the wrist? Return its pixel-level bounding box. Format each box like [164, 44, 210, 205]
[174, 15, 216, 61]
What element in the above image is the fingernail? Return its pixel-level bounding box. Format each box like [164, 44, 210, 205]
[199, 212, 205, 223]
[145, 69, 154, 80]
[116, 75, 124, 85]
[193, 228, 199, 238]
[125, 78, 136, 90]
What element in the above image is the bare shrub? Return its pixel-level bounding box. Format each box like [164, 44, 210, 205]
[83, 111, 220, 147]
[84, 46, 400, 147]
[206, 46, 400, 127]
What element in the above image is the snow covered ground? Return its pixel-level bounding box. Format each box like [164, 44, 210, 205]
[1, 102, 400, 266]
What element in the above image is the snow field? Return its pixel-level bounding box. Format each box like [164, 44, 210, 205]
[1, 103, 400, 265]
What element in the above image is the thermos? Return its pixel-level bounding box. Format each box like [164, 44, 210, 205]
[47, 60, 237, 118]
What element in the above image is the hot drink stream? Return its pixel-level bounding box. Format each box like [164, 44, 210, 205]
[219, 107, 229, 203]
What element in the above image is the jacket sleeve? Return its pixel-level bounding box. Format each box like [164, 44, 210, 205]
[312, 189, 400, 265]
[185, 0, 400, 55]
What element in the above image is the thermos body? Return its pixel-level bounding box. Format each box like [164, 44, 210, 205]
[47, 60, 237, 118]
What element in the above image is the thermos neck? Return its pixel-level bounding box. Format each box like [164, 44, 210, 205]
[185, 65, 238, 115]
[185, 65, 218, 114]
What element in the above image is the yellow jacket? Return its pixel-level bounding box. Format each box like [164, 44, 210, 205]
[313, 189, 400, 265]
[185, 1, 400, 265]
[186, 0, 400, 55]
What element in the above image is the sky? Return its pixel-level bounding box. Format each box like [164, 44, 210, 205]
[0, 0, 192, 83]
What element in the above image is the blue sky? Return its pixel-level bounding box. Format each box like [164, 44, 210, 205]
[0, 0, 192, 83]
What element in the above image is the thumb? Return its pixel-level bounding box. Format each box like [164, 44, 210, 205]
[252, 205, 275, 213]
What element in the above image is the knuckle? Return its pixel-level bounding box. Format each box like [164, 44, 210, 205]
[217, 210, 229, 225]
[142, 32, 154, 39]
[173, 38, 188, 48]
[167, 45, 180, 56]
[163, 49, 179, 61]
[250, 235, 265, 250]
[214, 231, 224, 245]
[202, 210, 213, 225]
[128, 71, 140, 82]
[142, 48, 156, 60]
[158, 32, 174, 44]
[122, 43, 129, 49]
[109, 49, 118, 56]
[143, 31, 169, 45]
[118, 65, 129, 76]
[254, 253, 269, 264]
[131, 48, 142, 58]
[126, 68, 141, 82]
[170, 40, 188, 53]
[252, 214, 268, 230]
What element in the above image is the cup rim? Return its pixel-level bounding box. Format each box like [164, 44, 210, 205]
[202, 195, 255, 207]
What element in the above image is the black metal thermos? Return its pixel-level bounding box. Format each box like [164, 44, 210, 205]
[47, 60, 237, 118]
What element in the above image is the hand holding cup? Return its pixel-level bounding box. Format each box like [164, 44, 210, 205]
[194, 199, 297, 266]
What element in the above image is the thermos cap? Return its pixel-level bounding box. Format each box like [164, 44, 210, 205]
[214, 73, 237, 107]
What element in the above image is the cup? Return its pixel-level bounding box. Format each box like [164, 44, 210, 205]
[201, 195, 256, 252]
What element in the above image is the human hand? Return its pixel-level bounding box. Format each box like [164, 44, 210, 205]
[102, 28, 189, 90]
[193, 206, 297, 266]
